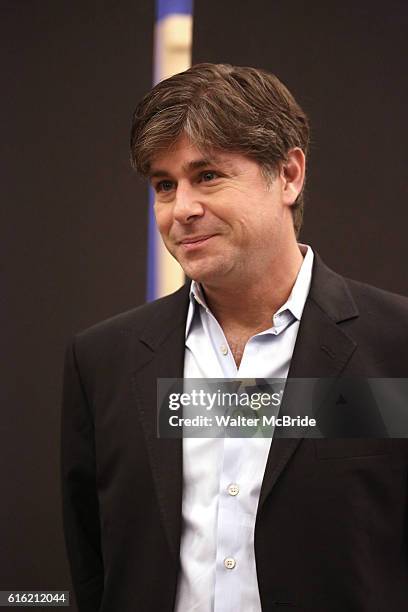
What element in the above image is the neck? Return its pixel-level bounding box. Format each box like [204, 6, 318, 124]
[202, 242, 304, 332]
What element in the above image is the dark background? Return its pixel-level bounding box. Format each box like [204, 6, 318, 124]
[1, 1, 407, 609]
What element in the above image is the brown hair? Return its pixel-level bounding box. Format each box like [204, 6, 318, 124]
[130, 63, 310, 237]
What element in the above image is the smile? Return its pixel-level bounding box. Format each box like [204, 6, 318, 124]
[179, 235, 216, 251]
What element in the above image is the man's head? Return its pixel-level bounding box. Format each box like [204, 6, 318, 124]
[130, 62, 309, 237]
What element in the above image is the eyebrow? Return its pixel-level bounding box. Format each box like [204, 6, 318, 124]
[149, 156, 226, 179]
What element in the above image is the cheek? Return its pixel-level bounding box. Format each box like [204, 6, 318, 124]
[154, 205, 172, 234]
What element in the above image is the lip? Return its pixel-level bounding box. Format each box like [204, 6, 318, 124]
[178, 234, 216, 250]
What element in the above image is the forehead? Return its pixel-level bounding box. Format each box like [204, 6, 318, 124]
[148, 134, 245, 177]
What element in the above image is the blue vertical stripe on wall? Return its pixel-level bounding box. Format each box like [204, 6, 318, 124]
[147, 0, 193, 300]
[146, 187, 158, 302]
[157, 0, 193, 21]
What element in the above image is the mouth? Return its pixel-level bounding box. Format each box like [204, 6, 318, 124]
[178, 235, 216, 251]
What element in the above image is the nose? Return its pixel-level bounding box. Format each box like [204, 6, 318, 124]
[173, 180, 204, 224]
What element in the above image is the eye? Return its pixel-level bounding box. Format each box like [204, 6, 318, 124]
[200, 171, 218, 182]
[155, 180, 174, 193]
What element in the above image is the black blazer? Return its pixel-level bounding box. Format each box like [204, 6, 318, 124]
[61, 254, 408, 611]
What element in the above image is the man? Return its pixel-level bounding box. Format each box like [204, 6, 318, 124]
[61, 63, 408, 611]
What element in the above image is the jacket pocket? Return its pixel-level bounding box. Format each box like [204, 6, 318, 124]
[314, 438, 391, 459]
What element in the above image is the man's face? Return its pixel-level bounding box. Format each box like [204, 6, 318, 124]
[149, 134, 294, 287]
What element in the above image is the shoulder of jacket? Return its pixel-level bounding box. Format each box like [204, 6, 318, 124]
[344, 276, 408, 315]
[72, 284, 189, 350]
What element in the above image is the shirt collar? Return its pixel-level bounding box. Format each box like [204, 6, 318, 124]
[185, 281, 208, 338]
[185, 243, 314, 338]
[276, 243, 314, 321]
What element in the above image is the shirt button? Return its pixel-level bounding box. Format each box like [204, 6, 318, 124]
[220, 344, 228, 356]
[227, 483, 239, 496]
[224, 557, 236, 569]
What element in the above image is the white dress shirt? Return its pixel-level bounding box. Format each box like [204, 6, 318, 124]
[174, 245, 314, 612]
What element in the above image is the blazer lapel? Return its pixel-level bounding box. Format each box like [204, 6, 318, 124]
[130, 284, 190, 562]
[258, 254, 360, 509]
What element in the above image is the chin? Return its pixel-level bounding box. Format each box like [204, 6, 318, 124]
[180, 262, 228, 286]
[174, 247, 234, 283]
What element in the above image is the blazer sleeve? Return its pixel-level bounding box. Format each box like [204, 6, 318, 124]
[61, 339, 104, 612]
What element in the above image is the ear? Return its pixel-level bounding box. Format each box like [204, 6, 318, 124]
[280, 147, 306, 206]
